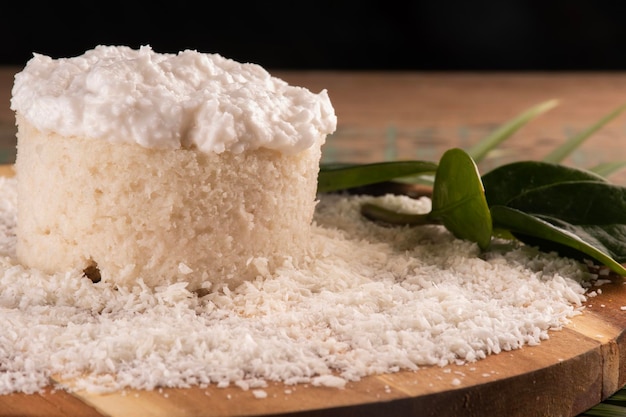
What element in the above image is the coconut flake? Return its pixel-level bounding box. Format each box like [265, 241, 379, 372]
[0, 181, 595, 395]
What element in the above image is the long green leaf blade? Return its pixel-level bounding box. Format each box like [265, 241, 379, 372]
[580, 401, 626, 417]
[317, 160, 437, 193]
[543, 103, 626, 164]
[590, 161, 626, 178]
[467, 99, 559, 163]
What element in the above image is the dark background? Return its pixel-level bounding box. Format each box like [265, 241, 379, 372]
[3, 1, 626, 71]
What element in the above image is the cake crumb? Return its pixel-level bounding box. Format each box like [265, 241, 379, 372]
[252, 390, 268, 399]
[311, 375, 347, 389]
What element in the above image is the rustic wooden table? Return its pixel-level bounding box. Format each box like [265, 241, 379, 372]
[2, 66, 626, 417]
[3, 67, 626, 179]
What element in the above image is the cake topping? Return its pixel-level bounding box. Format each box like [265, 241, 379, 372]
[10, 45, 337, 154]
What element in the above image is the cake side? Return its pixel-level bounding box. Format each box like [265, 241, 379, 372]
[15, 115, 322, 290]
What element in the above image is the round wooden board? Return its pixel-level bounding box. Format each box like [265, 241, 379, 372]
[1, 165, 625, 417]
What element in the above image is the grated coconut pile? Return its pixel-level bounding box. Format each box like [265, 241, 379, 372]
[0, 177, 598, 395]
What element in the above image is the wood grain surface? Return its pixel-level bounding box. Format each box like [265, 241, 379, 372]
[2, 67, 626, 416]
[3, 67, 626, 175]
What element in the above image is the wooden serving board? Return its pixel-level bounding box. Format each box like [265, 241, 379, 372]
[1, 164, 626, 417]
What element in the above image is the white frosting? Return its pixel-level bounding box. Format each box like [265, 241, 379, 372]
[10, 45, 337, 154]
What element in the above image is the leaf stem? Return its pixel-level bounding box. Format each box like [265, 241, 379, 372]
[360, 203, 436, 226]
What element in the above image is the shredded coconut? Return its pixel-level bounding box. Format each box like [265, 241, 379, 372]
[0, 180, 595, 395]
[252, 389, 268, 399]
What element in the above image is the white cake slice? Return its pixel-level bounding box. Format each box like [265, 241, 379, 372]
[10, 45, 337, 291]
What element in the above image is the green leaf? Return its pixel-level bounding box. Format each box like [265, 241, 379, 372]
[430, 148, 492, 250]
[319, 162, 357, 170]
[543, 103, 626, 164]
[581, 401, 626, 417]
[501, 180, 626, 265]
[481, 161, 607, 207]
[391, 173, 436, 187]
[490, 206, 626, 276]
[317, 160, 437, 193]
[467, 99, 559, 163]
[505, 181, 626, 230]
[582, 387, 626, 416]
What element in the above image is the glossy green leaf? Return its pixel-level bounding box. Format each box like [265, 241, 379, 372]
[481, 161, 607, 206]
[467, 99, 559, 163]
[503, 180, 626, 264]
[317, 160, 437, 193]
[543, 103, 626, 164]
[491, 205, 626, 276]
[505, 181, 626, 229]
[430, 148, 492, 250]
